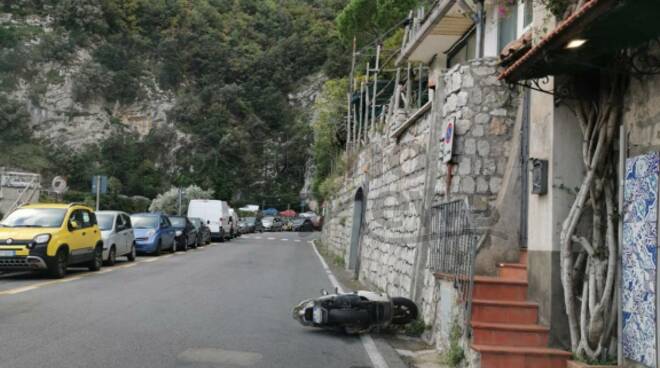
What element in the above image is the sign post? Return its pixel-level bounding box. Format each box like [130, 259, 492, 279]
[91, 176, 108, 211]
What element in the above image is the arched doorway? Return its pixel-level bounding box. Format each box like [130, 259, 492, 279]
[348, 188, 364, 277]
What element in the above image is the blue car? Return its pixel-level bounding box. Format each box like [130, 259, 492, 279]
[130, 213, 176, 256]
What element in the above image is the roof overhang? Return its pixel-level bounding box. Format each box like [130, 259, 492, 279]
[500, 0, 660, 82]
[397, 0, 475, 66]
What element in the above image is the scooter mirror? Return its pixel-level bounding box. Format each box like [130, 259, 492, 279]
[320, 289, 328, 296]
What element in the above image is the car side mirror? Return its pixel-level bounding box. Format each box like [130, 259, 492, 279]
[69, 220, 81, 231]
[321, 289, 328, 296]
[207, 220, 210, 224]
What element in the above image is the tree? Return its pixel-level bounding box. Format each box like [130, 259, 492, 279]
[336, 0, 417, 47]
[149, 185, 214, 215]
[558, 60, 627, 362]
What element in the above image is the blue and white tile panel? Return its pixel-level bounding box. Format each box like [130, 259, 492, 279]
[623, 152, 659, 367]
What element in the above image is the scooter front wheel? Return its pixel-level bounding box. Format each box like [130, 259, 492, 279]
[391, 297, 418, 325]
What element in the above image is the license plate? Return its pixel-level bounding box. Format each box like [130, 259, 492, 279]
[0, 250, 15, 257]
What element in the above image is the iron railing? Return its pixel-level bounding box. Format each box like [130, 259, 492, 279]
[429, 199, 478, 331]
[400, 0, 442, 53]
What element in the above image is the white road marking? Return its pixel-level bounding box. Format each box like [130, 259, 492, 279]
[255, 237, 262, 240]
[309, 240, 389, 368]
[178, 348, 262, 366]
[294, 240, 301, 243]
[142, 257, 161, 263]
[281, 238, 289, 241]
[267, 237, 275, 240]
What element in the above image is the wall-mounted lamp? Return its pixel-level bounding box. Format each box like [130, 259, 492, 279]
[565, 39, 588, 49]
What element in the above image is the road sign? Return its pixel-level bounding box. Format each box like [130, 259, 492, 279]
[91, 176, 108, 194]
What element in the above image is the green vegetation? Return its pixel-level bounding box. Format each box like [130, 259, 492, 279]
[441, 320, 465, 367]
[1, 0, 351, 207]
[403, 319, 428, 337]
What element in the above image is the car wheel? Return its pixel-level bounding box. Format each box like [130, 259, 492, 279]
[48, 248, 67, 279]
[106, 246, 116, 266]
[127, 244, 136, 262]
[88, 245, 103, 271]
[182, 240, 188, 252]
[154, 241, 162, 256]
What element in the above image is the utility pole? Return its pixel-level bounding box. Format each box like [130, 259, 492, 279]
[95, 176, 101, 211]
[177, 187, 183, 216]
[364, 62, 370, 143]
[348, 37, 357, 149]
[371, 43, 381, 133]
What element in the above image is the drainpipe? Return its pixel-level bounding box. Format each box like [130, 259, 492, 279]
[474, 0, 485, 58]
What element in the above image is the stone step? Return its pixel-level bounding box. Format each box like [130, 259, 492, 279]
[472, 321, 549, 347]
[472, 344, 571, 368]
[472, 299, 539, 324]
[497, 263, 527, 280]
[473, 276, 528, 302]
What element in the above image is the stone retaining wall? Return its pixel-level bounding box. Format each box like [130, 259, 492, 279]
[321, 57, 522, 330]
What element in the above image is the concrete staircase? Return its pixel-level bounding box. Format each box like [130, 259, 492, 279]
[471, 249, 571, 368]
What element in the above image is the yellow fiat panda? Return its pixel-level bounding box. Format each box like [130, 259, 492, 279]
[0, 203, 104, 278]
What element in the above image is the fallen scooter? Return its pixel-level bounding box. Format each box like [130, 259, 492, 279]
[292, 289, 418, 334]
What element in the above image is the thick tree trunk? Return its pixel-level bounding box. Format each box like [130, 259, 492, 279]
[559, 71, 626, 359]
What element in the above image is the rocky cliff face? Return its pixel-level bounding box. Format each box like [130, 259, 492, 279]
[3, 13, 187, 150]
[288, 72, 327, 210]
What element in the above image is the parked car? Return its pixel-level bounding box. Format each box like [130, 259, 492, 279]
[300, 211, 323, 230]
[282, 218, 294, 231]
[242, 217, 262, 233]
[262, 216, 283, 232]
[238, 219, 249, 234]
[292, 217, 314, 232]
[96, 211, 136, 265]
[0, 203, 104, 278]
[168, 215, 198, 251]
[190, 217, 211, 246]
[131, 213, 176, 256]
[188, 200, 232, 242]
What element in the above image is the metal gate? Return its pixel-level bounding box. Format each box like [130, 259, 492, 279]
[429, 199, 478, 329]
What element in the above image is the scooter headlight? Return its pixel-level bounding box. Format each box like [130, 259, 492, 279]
[313, 306, 323, 324]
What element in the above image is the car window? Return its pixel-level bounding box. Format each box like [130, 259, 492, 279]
[161, 216, 171, 227]
[97, 213, 114, 231]
[131, 216, 158, 229]
[122, 214, 132, 229]
[0, 208, 67, 228]
[169, 217, 186, 227]
[115, 215, 125, 231]
[69, 210, 85, 229]
[81, 211, 93, 228]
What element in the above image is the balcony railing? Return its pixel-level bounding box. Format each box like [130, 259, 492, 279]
[400, 0, 441, 53]
[347, 63, 430, 149]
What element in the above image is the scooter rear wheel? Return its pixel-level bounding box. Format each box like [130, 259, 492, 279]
[391, 297, 418, 325]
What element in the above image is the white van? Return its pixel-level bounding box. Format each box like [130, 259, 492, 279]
[187, 200, 231, 242]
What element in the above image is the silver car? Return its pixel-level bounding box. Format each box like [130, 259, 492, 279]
[96, 211, 137, 265]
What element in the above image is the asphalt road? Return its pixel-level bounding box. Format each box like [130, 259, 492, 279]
[0, 232, 385, 368]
